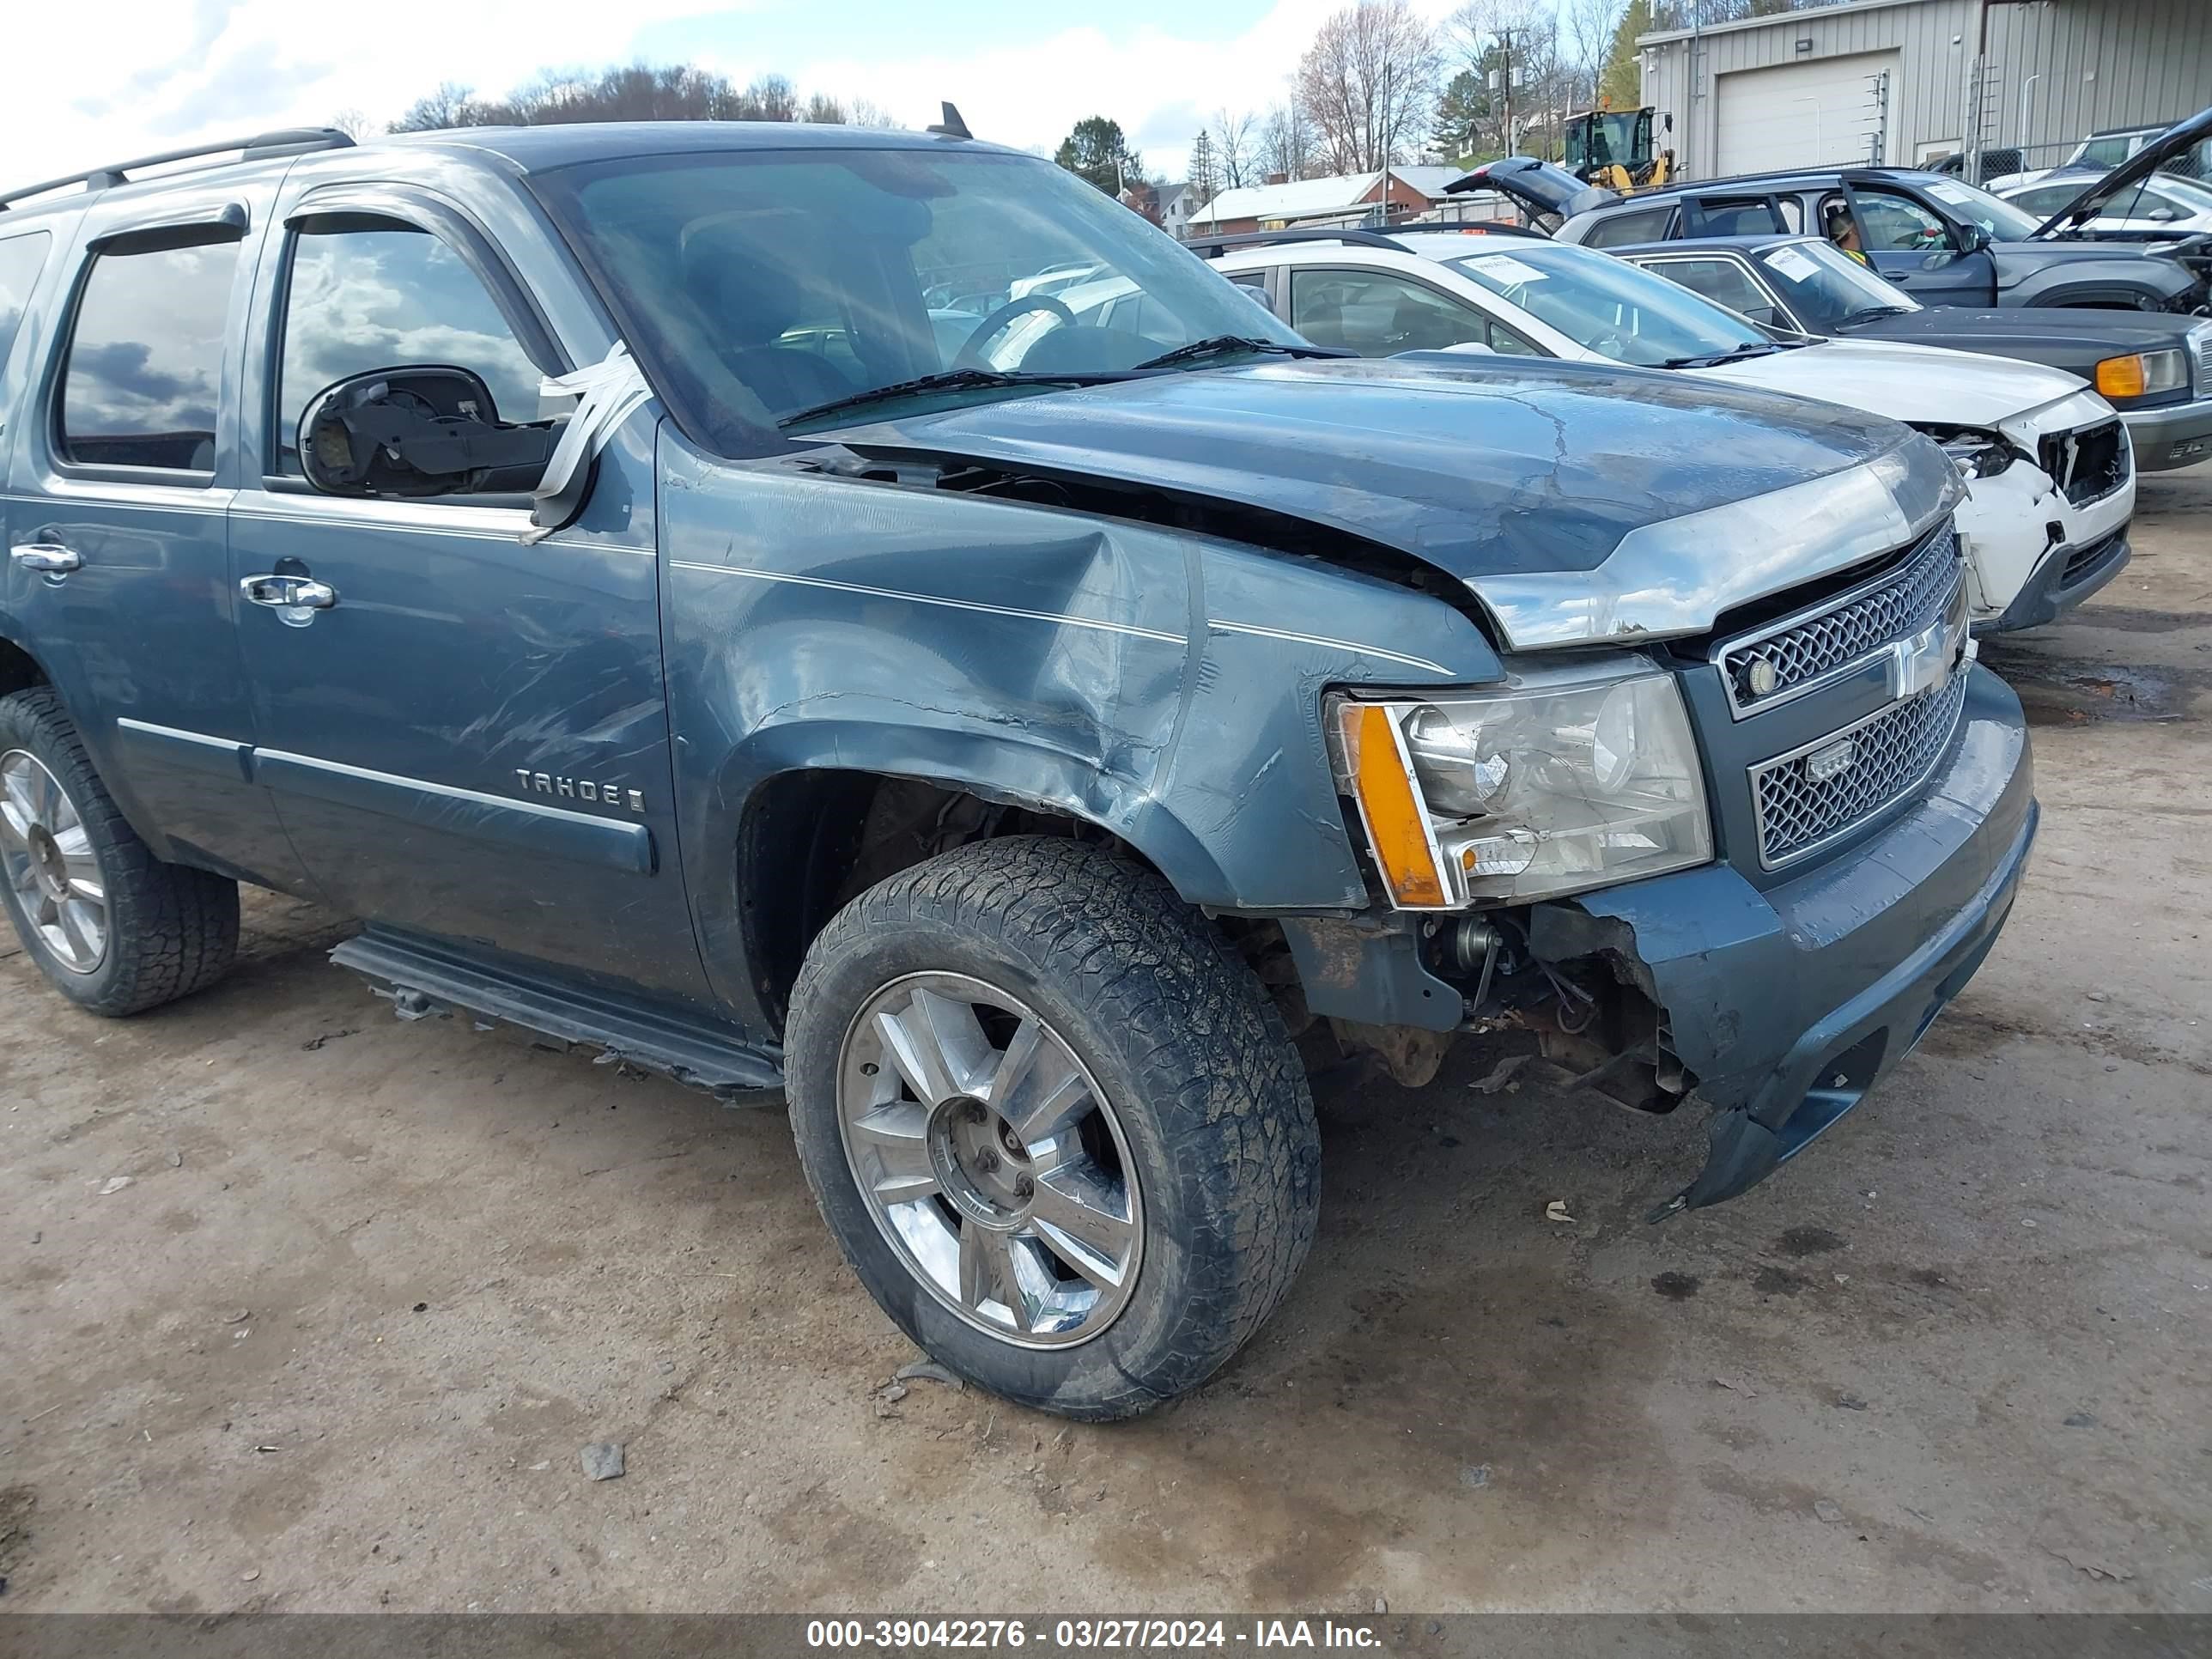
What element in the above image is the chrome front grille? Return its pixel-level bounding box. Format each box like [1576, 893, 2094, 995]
[1753, 673, 1970, 868]
[1717, 525, 1960, 717]
[2195, 329, 2212, 397]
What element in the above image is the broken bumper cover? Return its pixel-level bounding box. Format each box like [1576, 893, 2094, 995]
[1980, 526, 2131, 635]
[1562, 664, 2036, 1218]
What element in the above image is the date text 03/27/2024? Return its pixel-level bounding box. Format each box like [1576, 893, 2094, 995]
[805, 1620, 1386, 1650]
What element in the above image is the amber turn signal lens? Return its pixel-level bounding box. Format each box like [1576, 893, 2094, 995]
[2094, 355, 2147, 399]
[1339, 702, 1449, 908]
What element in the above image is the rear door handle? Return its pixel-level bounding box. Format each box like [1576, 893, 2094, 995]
[240, 574, 338, 610]
[10, 542, 82, 574]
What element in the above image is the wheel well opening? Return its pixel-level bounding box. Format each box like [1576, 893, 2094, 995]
[738, 770, 1155, 1033]
[0, 641, 49, 699]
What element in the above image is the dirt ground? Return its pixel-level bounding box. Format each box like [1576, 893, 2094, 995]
[2, 469, 2208, 1619]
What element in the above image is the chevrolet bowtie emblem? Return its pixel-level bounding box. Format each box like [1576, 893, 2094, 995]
[1888, 601, 1973, 702]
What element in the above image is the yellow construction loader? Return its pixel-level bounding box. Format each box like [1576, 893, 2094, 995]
[1562, 105, 1674, 192]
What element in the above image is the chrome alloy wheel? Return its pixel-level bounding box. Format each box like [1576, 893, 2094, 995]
[0, 749, 108, 975]
[836, 973, 1144, 1347]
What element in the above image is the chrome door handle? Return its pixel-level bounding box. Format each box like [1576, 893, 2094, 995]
[240, 574, 338, 610]
[10, 543, 82, 574]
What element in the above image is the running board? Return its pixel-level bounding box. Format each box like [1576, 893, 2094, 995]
[330, 930, 785, 1104]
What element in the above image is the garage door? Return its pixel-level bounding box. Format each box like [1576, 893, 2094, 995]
[1716, 50, 1902, 175]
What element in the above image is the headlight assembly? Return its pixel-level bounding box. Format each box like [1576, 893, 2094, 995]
[2094, 349, 2188, 400]
[1329, 662, 1713, 908]
[1923, 426, 2014, 479]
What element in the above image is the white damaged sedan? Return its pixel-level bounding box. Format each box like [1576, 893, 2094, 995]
[1204, 231, 2135, 632]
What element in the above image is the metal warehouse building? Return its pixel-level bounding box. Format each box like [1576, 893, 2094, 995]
[1638, 0, 2212, 181]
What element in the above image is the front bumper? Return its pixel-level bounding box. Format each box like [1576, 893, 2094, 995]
[1555, 664, 2035, 1215]
[1979, 526, 2130, 633]
[2121, 395, 2212, 471]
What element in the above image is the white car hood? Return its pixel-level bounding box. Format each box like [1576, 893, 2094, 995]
[1691, 337, 2092, 430]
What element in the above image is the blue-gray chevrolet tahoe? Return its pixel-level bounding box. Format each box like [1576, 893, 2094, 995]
[0, 120, 2035, 1419]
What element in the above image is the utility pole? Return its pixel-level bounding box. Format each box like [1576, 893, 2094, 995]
[1498, 27, 1516, 157]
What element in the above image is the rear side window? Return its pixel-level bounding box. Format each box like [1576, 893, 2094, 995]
[0, 232, 53, 376]
[1691, 198, 1785, 237]
[274, 222, 544, 477]
[59, 240, 240, 472]
[1649, 258, 1774, 320]
[1582, 206, 1675, 248]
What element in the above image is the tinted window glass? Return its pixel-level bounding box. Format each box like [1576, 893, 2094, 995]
[1582, 206, 1674, 248]
[276, 223, 543, 476]
[1692, 198, 1784, 237]
[1650, 258, 1775, 321]
[0, 233, 53, 376]
[59, 239, 240, 471]
[1288, 268, 1492, 356]
[1853, 189, 1953, 252]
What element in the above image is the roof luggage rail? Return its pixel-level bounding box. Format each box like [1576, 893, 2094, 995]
[1187, 226, 1414, 257]
[1, 128, 356, 214]
[1187, 221, 1545, 258]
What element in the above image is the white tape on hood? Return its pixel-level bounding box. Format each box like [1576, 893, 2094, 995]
[520, 341, 653, 544]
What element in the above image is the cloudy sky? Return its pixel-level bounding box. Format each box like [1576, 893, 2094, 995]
[6, 0, 1539, 191]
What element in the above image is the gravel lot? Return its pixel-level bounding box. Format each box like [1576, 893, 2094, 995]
[2, 467, 2207, 1617]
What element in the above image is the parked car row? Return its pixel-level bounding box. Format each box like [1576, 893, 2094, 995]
[0, 108, 2180, 1424]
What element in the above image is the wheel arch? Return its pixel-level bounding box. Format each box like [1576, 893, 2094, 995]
[694, 719, 1243, 1035]
[0, 628, 53, 700]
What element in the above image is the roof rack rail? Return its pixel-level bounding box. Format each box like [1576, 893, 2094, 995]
[1187, 226, 1414, 256]
[1, 127, 356, 214]
[1187, 221, 1543, 258]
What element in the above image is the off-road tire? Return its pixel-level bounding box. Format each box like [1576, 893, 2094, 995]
[0, 687, 239, 1015]
[786, 835, 1320, 1419]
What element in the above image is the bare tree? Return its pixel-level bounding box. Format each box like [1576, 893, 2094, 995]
[1212, 107, 1258, 190]
[327, 107, 374, 139]
[1444, 0, 1565, 156]
[388, 82, 488, 133]
[804, 93, 845, 124]
[843, 97, 905, 131]
[1563, 0, 1625, 114]
[737, 73, 799, 122]
[1261, 100, 1316, 180]
[1297, 1, 1443, 176]
[1187, 130, 1219, 208]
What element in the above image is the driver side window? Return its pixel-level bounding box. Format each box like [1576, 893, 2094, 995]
[275, 222, 544, 480]
[1852, 190, 1954, 254]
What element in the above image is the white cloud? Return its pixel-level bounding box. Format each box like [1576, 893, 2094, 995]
[7, 0, 1474, 193]
[5, 0, 744, 184]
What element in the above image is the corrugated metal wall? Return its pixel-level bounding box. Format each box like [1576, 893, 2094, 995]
[1639, 0, 2212, 180]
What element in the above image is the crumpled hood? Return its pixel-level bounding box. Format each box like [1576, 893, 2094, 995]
[1690, 337, 2091, 428]
[830, 356, 1911, 581]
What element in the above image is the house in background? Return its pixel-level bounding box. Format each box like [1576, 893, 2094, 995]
[1119, 179, 1196, 237]
[1186, 167, 1469, 236]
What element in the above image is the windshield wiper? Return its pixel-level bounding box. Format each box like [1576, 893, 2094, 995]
[1658, 343, 1784, 368]
[1839, 306, 1913, 326]
[778, 367, 1127, 428]
[1132, 336, 1352, 370]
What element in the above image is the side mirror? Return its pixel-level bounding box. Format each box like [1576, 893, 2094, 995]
[1238, 283, 1279, 315]
[299, 366, 558, 500]
[2147, 204, 2182, 222]
[1742, 303, 1784, 327]
[1957, 222, 1992, 253]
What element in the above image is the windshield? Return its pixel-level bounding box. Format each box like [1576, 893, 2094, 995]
[1920, 177, 2045, 241]
[533, 147, 1297, 450]
[1753, 240, 1919, 331]
[1445, 240, 1772, 367]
